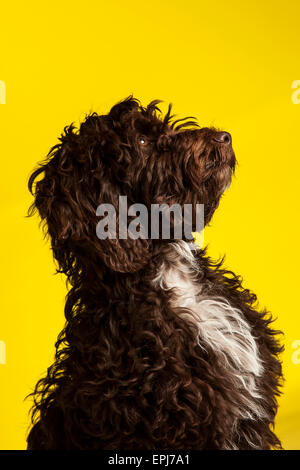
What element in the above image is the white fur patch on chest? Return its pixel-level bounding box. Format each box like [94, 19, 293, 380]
[153, 241, 265, 424]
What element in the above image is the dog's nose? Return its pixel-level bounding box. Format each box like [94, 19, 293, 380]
[212, 132, 232, 145]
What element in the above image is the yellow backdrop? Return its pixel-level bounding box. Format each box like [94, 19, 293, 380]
[0, 0, 299, 450]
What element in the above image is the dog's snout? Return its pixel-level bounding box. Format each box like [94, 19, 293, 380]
[212, 132, 232, 146]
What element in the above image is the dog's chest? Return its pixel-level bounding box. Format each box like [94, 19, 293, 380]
[153, 241, 266, 427]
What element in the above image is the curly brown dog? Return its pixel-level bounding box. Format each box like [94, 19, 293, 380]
[27, 96, 283, 449]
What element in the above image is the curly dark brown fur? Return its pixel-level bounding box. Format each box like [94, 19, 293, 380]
[26, 96, 283, 449]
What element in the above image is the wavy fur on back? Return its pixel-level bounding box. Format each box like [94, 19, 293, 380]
[26, 96, 283, 449]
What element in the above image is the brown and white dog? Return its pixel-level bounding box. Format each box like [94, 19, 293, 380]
[27, 96, 283, 449]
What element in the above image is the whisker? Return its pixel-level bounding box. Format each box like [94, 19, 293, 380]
[174, 120, 200, 131]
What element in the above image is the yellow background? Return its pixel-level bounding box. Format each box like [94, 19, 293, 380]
[0, 0, 299, 450]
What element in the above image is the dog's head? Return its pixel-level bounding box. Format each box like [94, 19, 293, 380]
[29, 96, 236, 275]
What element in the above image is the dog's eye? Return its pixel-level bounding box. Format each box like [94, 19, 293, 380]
[139, 136, 147, 145]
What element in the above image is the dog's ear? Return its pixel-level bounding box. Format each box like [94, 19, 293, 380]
[28, 120, 95, 241]
[28, 118, 152, 274]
